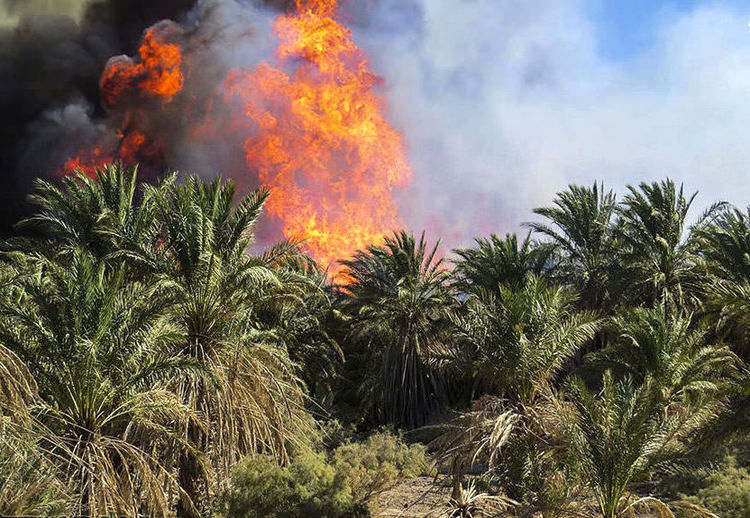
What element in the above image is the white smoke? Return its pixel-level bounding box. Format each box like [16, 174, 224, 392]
[342, 0, 750, 247]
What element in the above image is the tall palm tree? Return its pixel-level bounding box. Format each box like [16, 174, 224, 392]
[452, 232, 552, 295]
[123, 175, 312, 516]
[340, 231, 454, 428]
[567, 372, 717, 518]
[693, 207, 750, 359]
[260, 240, 342, 406]
[529, 182, 618, 310]
[0, 251, 197, 517]
[615, 179, 724, 308]
[694, 206, 750, 283]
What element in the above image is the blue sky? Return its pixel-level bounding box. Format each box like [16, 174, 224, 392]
[590, 0, 746, 59]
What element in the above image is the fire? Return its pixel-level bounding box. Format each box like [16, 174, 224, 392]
[59, 1, 411, 276]
[100, 22, 185, 107]
[62, 148, 113, 178]
[60, 22, 185, 177]
[225, 0, 412, 273]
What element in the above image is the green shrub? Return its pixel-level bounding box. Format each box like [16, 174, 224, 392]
[220, 451, 368, 518]
[680, 457, 750, 518]
[332, 431, 435, 502]
[220, 432, 434, 517]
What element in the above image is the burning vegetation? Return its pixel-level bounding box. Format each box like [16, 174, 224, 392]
[58, 0, 411, 274]
[225, 0, 411, 272]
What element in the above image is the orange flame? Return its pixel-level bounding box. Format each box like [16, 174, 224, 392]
[61, 23, 185, 177]
[100, 23, 185, 107]
[225, 0, 412, 273]
[61, 147, 113, 178]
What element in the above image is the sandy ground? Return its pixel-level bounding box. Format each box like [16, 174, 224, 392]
[368, 476, 454, 517]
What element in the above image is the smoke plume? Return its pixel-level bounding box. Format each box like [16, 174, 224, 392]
[3, 0, 750, 257]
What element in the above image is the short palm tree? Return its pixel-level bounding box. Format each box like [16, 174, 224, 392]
[451, 276, 599, 404]
[592, 306, 740, 403]
[447, 480, 516, 518]
[340, 231, 454, 428]
[529, 182, 618, 310]
[567, 372, 717, 518]
[615, 179, 724, 308]
[452, 232, 552, 295]
[0, 251, 197, 517]
[436, 276, 598, 507]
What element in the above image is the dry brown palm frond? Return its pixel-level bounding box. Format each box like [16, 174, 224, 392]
[0, 343, 36, 423]
[33, 386, 201, 518]
[166, 333, 314, 501]
[618, 494, 718, 518]
[446, 481, 517, 518]
[430, 397, 520, 473]
[0, 422, 70, 517]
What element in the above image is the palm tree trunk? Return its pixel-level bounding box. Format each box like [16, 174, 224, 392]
[450, 458, 466, 501]
[177, 422, 205, 518]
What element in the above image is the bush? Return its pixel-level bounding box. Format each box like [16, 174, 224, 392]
[220, 432, 434, 517]
[332, 431, 435, 502]
[220, 451, 369, 518]
[680, 457, 750, 518]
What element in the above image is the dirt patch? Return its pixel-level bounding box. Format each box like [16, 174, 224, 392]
[368, 476, 453, 517]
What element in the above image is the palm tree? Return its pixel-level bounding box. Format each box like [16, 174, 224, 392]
[340, 231, 454, 428]
[529, 182, 618, 310]
[0, 251, 197, 517]
[123, 175, 312, 516]
[592, 306, 740, 403]
[567, 372, 717, 518]
[435, 276, 599, 507]
[694, 206, 750, 283]
[694, 208, 750, 359]
[16, 164, 158, 263]
[452, 232, 552, 295]
[451, 276, 599, 404]
[260, 240, 342, 406]
[615, 179, 724, 308]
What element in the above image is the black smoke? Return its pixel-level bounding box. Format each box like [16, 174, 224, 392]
[0, 0, 197, 235]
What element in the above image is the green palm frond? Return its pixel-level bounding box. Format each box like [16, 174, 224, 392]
[529, 182, 617, 309]
[591, 306, 741, 402]
[615, 179, 725, 309]
[452, 232, 552, 294]
[340, 231, 454, 428]
[452, 276, 600, 404]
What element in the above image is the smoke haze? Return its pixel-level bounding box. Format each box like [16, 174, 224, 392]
[346, 0, 750, 244]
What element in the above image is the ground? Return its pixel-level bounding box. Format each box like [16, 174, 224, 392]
[369, 476, 453, 517]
